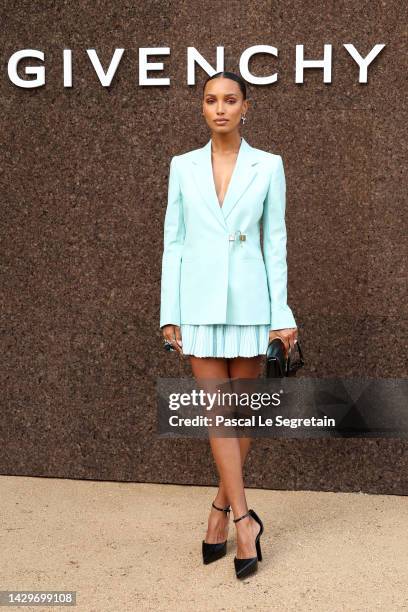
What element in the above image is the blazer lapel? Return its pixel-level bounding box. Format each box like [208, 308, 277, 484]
[221, 137, 259, 220]
[190, 136, 259, 228]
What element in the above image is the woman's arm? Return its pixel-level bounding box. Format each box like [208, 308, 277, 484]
[262, 155, 297, 331]
[160, 155, 186, 328]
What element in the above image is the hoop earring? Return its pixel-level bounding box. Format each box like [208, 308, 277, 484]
[241, 115, 247, 125]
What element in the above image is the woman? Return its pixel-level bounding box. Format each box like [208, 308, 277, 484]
[160, 71, 298, 579]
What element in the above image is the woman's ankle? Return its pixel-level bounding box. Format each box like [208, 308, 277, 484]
[233, 512, 253, 528]
[213, 495, 229, 509]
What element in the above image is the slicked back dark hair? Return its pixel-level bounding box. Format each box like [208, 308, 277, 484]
[203, 71, 247, 100]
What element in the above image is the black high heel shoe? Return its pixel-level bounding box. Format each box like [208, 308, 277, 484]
[202, 501, 231, 565]
[233, 509, 264, 579]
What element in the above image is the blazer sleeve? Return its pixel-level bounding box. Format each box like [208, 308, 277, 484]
[262, 155, 297, 330]
[159, 155, 186, 328]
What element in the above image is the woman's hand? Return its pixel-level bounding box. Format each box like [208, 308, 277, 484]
[162, 324, 183, 354]
[269, 327, 298, 357]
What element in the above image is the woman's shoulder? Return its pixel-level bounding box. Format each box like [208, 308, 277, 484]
[249, 142, 282, 162]
[245, 144, 283, 176]
[250, 144, 286, 178]
[170, 143, 202, 164]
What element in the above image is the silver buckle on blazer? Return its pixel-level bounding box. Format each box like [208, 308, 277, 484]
[229, 230, 246, 242]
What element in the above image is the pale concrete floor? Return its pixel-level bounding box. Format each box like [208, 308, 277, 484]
[0, 476, 407, 612]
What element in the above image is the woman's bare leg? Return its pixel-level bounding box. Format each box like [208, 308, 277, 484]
[190, 354, 263, 557]
[190, 356, 232, 545]
[227, 356, 264, 558]
[215, 356, 263, 509]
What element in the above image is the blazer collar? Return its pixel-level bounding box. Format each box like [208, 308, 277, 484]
[190, 136, 260, 228]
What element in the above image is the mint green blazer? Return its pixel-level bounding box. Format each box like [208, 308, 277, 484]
[160, 136, 297, 330]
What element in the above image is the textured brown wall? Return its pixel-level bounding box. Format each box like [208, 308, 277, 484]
[0, 2, 406, 494]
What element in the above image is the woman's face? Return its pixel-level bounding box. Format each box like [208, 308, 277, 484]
[202, 77, 248, 134]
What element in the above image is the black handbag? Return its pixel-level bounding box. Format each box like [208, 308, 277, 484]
[266, 337, 305, 378]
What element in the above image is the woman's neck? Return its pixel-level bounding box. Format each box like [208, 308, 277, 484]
[210, 132, 242, 155]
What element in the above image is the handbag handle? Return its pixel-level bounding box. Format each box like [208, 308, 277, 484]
[287, 339, 305, 374]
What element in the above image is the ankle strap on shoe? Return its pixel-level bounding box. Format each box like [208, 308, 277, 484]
[212, 501, 231, 513]
[233, 510, 251, 523]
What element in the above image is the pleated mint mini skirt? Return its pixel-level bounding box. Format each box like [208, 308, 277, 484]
[180, 323, 270, 358]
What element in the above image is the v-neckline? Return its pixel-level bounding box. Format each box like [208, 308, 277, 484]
[210, 137, 243, 208]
